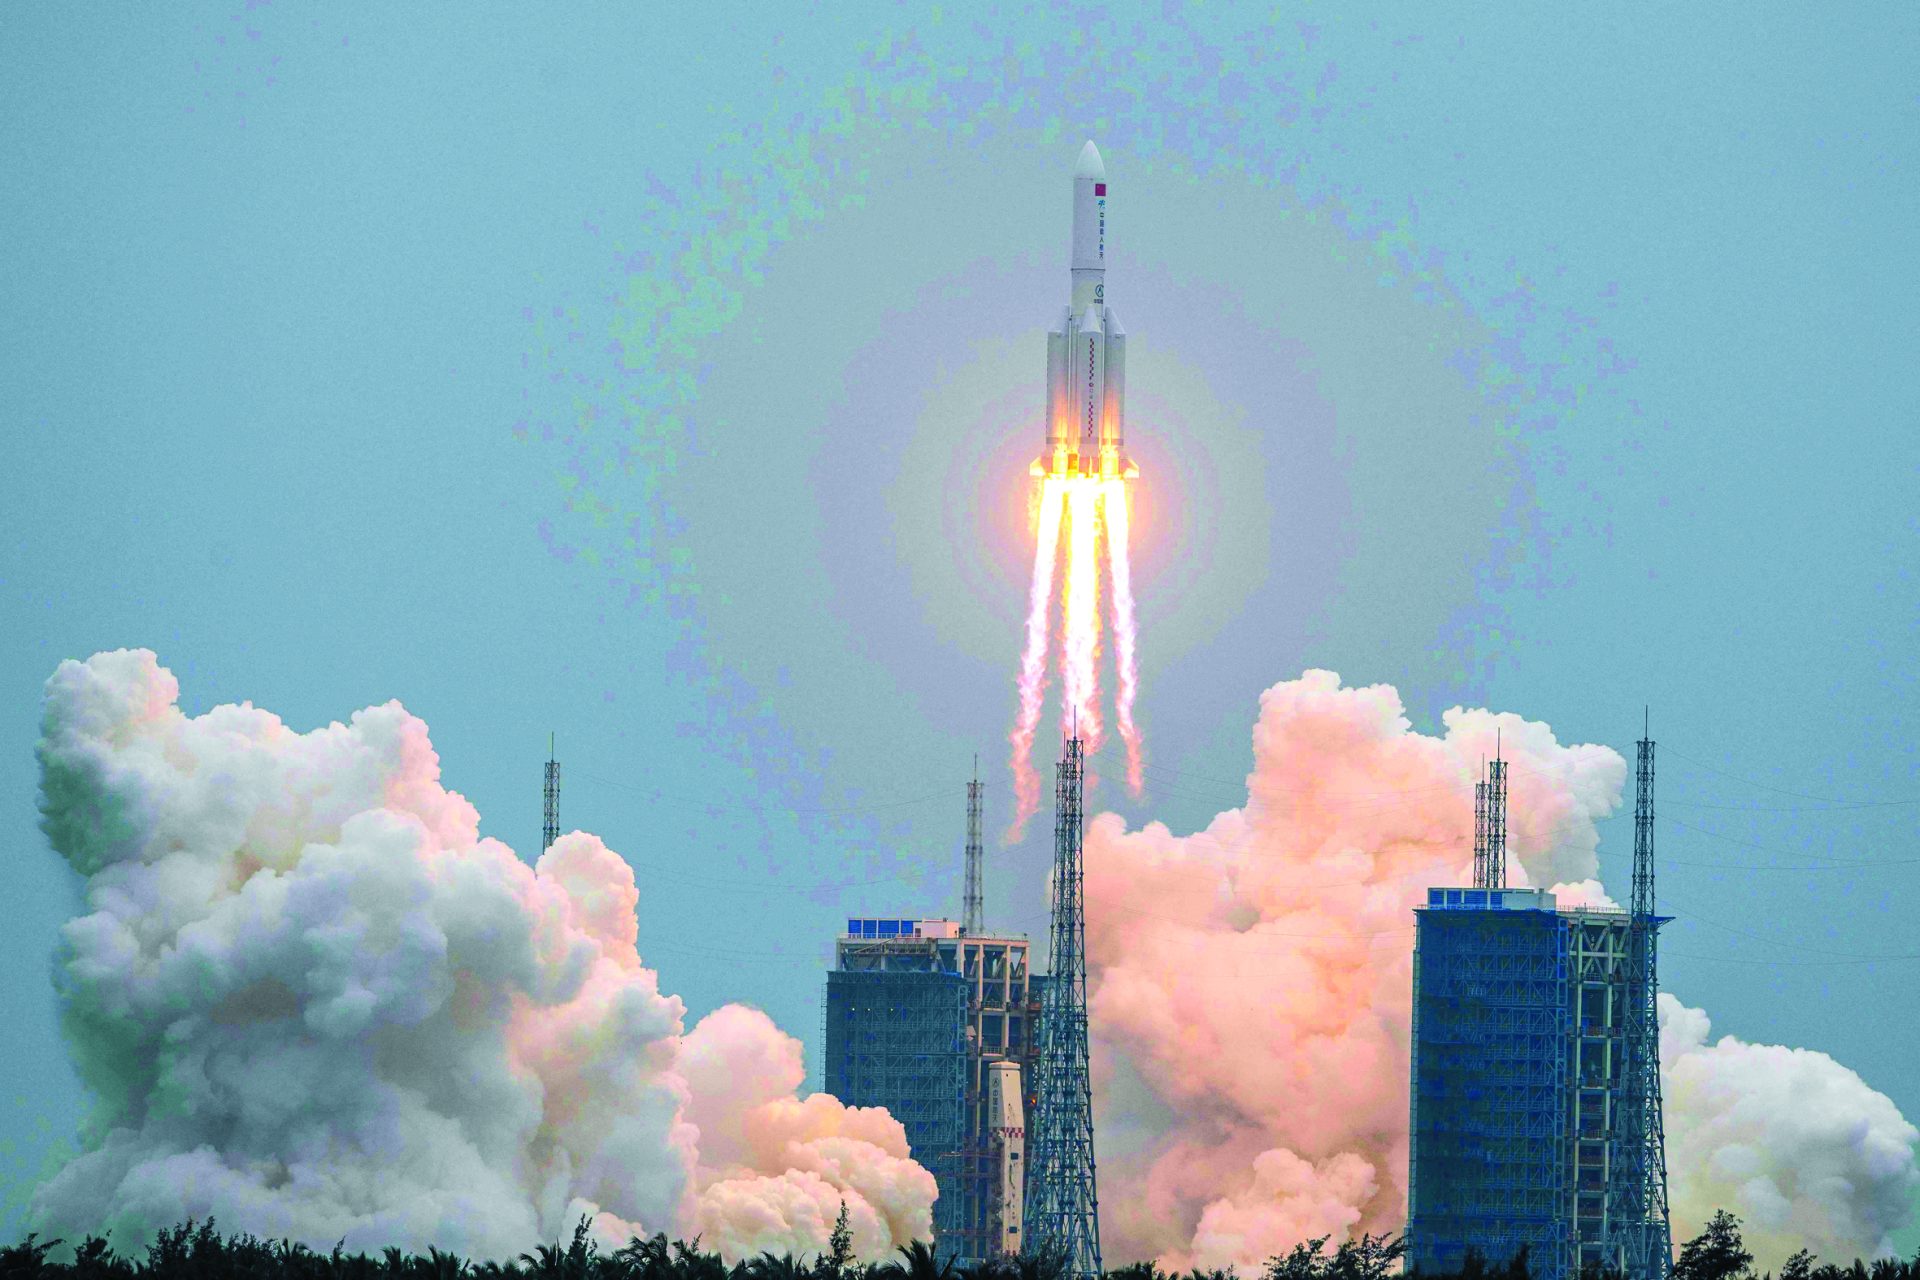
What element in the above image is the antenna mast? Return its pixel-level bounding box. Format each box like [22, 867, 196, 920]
[963, 759, 985, 935]
[1618, 712, 1673, 1278]
[1472, 771, 1490, 889]
[1485, 735, 1509, 890]
[542, 733, 561, 852]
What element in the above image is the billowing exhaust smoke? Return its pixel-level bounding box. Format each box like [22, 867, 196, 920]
[1661, 995, 1919, 1265]
[29, 649, 934, 1262]
[1082, 670, 1917, 1272]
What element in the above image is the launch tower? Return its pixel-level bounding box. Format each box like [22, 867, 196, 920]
[822, 775, 1036, 1263]
[1407, 739, 1673, 1280]
[1026, 737, 1102, 1279]
[1608, 724, 1673, 1278]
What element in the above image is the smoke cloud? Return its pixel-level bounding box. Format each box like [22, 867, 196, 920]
[29, 649, 933, 1262]
[1660, 995, 1920, 1267]
[1083, 669, 1917, 1272]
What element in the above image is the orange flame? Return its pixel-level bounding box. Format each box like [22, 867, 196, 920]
[1009, 472, 1145, 835]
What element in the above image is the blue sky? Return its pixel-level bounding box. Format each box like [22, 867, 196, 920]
[3, 4, 1916, 1245]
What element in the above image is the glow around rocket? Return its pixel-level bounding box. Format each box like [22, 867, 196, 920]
[1011, 141, 1144, 829]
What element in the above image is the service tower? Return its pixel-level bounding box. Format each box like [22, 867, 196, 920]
[1407, 744, 1672, 1280]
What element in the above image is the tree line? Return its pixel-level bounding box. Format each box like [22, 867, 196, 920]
[3, 1207, 1914, 1280]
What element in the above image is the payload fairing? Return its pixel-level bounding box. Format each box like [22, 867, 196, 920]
[1034, 141, 1137, 482]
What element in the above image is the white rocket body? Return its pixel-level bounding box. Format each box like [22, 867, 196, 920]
[1036, 141, 1136, 482]
[987, 1059, 1026, 1256]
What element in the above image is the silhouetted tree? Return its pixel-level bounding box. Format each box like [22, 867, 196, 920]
[1008, 1248, 1068, 1280]
[1674, 1213, 1753, 1280]
[815, 1205, 856, 1280]
[1328, 1234, 1406, 1280]
[1266, 1236, 1332, 1280]
[873, 1241, 953, 1280]
[20, 1212, 1915, 1280]
[746, 1253, 809, 1280]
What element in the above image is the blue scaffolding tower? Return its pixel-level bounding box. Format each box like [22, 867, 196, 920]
[1409, 887, 1573, 1278]
[825, 945, 968, 1248]
[824, 916, 1040, 1263]
[1408, 743, 1672, 1280]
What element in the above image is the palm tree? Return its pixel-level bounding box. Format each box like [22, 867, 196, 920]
[1009, 1248, 1069, 1280]
[746, 1252, 810, 1280]
[671, 1237, 738, 1280]
[521, 1242, 571, 1278]
[419, 1244, 470, 1279]
[873, 1241, 956, 1280]
[612, 1233, 677, 1280]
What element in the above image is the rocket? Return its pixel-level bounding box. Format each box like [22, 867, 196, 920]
[1033, 141, 1138, 482]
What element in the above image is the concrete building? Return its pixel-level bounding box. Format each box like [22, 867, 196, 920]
[824, 918, 1037, 1262]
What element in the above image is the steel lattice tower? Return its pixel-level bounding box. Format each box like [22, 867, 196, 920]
[1027, 737, 1101, 1279]
[1470, 748, 1509, 890]
[1609, 720, 1673, 1280]
[542, 734, 561, 853]
[1484, 753, 1508, 889]
[963, 762, 984, 935]
[1471, 776, 1490, 888]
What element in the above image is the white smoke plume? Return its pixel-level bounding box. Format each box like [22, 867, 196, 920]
[29, 649, 934, 1262]
[1082, 669, 1918, 1272]
[1660, 995, 1920, 1268]
[680, 1005, 940, 1261]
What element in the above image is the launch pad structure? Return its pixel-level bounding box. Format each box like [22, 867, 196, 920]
[821, 761, 1040, 1263]
[824, 918, 1038, 1262]
[822, 736, 1106, 1271]
[1025, 737, 1103, 1280]
[1407, 734, 1672, 1280]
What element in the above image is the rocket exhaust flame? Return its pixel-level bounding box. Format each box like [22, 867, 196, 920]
[1063, 479, 1105, 752]
[1011, 479, 1068, 825]
[1103, 477, 1144, 793]
[1009, 141, 1147, 833]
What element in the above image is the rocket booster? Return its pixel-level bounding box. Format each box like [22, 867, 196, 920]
[1034, 141, 1136, 482]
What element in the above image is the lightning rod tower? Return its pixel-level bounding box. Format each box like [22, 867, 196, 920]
[963, 759, 984, 935]
[1485, 740, 1508, 890]
[1470, 739, 1508, 890]
[1611, 713, 1673, 1279]
[543, 733, 561, 852]
[1027, 736, 1102, 1279]
[1471, 772, 1490, 888]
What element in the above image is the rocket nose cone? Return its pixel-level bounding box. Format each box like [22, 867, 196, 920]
[1075, 140, 1105, 181]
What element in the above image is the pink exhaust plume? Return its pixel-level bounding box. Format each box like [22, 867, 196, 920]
[1079, 670, 1918, 1273]
[30, 650, 935, 1263]
[1061, 480, 1105, 753]
[1008, 476, 1143, 835]
[1010, 478, 1069, 833]
[1102, 478, 1144, 794]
